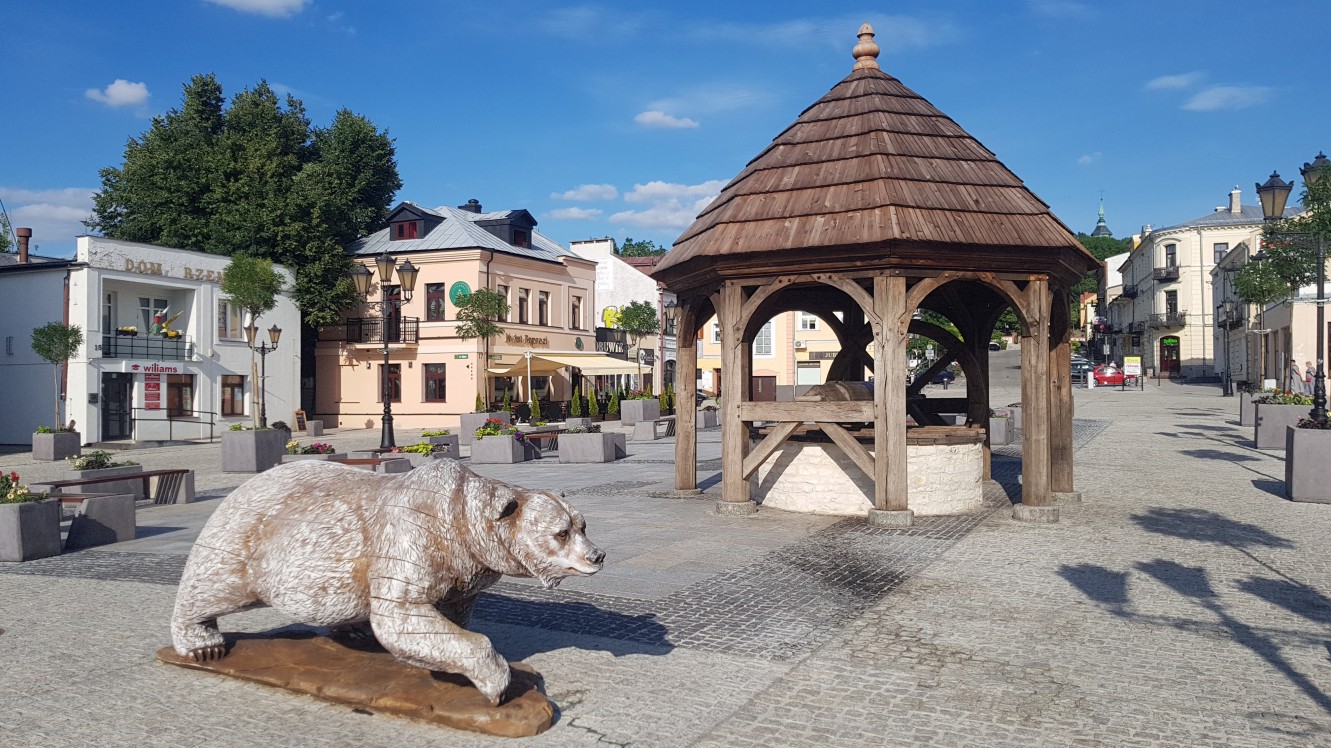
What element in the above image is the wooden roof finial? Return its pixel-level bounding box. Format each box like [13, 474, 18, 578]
[852, 22, 879, 71]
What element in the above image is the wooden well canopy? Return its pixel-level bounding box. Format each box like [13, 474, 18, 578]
[652, 24, 1099, 525]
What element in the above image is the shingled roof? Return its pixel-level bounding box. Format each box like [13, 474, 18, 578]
[654, 24, 1095, 288]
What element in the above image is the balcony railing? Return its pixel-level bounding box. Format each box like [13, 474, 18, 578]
[318, 317, 420, 345]
[1153, 266, 1180, 282]
[1148, 312, 1186, 329]
[1121, 285, 1138, 299]
[100, 333, 195, 361]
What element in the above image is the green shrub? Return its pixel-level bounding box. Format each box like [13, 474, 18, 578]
[67, 451, 137, 470]
[420, 428, 451, 437]
[570, 392, 583, 417]
[608, 390, 620, 416]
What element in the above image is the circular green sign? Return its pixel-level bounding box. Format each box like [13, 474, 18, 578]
[574, 337, 584, 350]
[449, 281, 472, 305]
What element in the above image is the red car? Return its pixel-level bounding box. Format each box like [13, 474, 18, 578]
[1092, 365, 1132, 386]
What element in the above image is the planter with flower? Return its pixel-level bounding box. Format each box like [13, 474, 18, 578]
[1237, 383, 1264, 426]
[222, 425, 286, 473]
[420, 428, 460, 459]
[1285, 415, 1331, 503]
[620, 390, 660, 426]
[280, 440, 346, 463]
[61, 450, 145, 500]
[460, 407, 510, 448]
[565, 394, 591, 430]
[559, 424, 626, 464]
[471, 418, 535, 464]
[115, 326, 139, 337]
[388, 441, 456, 467]
[32, 425, 82, 462]
[0, 471, 60, 562]
[1253, 390, 1312, 449]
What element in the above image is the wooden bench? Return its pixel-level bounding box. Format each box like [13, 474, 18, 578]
[632, 416, 676, 441]
[329, 457, 412, 473]
[31, 468, 194, 505]
[524, 431, 564, 454]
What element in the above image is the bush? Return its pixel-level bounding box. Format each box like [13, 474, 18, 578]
[35, 426, 53, 434]
[607, 391, 621, 416]
[229, 423, 250, 431]
[420, 428, 451, 437]
[570, 392, 583, 418]
[67, 451, 137, 470]
[395, 442, 439, 455]
[475, 393, 486, 412]
[271, 420, 291, 433]
[588, 390, 601, 417]
[565, 424, 601, 434]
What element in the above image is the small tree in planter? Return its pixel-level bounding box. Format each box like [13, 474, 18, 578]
[475, 393, 486, 412]
[1253, 389, 1312, 449]
[617, 300, 661, 391]
[606, 390, 621, 421]
[502, 385, 512, 414]
[31, 321, 84, 460]
[222, 254, 285, 429]
[455, 288, 508, 408]
[1287, 416, 1331, 503]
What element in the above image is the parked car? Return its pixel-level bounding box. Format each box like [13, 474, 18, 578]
[1092, 364, 1130, 386]
[988, 341, 1002, 351]
[931, 369, 956, 385]
[1070, 359, 1095, 381]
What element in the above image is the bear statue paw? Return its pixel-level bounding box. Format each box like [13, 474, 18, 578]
[188, 644, 227, 662]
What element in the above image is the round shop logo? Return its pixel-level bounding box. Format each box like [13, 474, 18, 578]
[575, 337, 584, 350]
[449, 281, 472, 305]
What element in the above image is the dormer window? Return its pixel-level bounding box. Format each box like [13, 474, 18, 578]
[392, 221, 419, 240]
[513, 229, 531, 248]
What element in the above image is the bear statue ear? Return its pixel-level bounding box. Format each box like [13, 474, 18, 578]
[496, 497, 520, 521]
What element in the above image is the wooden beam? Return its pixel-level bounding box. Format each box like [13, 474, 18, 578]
[718, 283, 752, 507]
[674, 303, 699, 491]
[876, 274, 910, 511]
[1020, 278, 1052, 506]
[737, 401, 875, 422]
[819, 275, 881, 329]
[1049, 285, 1074, 493]
[822, 422, 877, 481]
[741, 420, 802, 479]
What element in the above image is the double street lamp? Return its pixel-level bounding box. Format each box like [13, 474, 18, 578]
[244, 321, 282, 428]
[1255, 152, 1330, 427]
[351, 252, 419, 448]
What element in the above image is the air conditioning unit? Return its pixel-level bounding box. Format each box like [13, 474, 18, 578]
[794, 340, 807, 350]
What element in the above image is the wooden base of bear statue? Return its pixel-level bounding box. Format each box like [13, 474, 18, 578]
[155, 631, 553, 737]
[162, 458, 604, 735]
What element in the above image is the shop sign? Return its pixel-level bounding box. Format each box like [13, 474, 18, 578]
[453, 354, 469, 359]
[145, 373, 161, 410]
[120, 361, 189, 374]
[505, 334, 549, 348]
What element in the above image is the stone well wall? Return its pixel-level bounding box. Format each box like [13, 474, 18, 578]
[753, 439, 983, 517]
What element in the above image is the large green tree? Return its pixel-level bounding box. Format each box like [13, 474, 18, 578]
[617, 300, 661, 389]
[0, 213, 13, 254]
[615, 237, 667, 257]
[87, 74, 401, 326]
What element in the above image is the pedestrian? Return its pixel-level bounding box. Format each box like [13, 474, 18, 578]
[1290, 359, 1303, 393]
[1305, 361, 1316, 395]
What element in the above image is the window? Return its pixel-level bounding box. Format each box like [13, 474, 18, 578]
[496, 285, 509, 322]
[167, 374, 194, 417]
[217, 300, 245, 341]
[1165, 290, 1179, 315]
[1213, 242, 1229, 264]
[392, 221, 419, 240]
[102, 291, 116, 332]
[424, 364, 447, 402]
[571, 295, 583, 329]
[513, 229, 531, 248]
[538, 291, 550, 326]
[712, 322, 721, 344]
[799, 312, 819, 331]
[221, 375, 245, 416]
[384, 285, 402, 342]
[518, 288, 530, 324]
[140, 296, 169, 333]
[380, 364, 401, 402]
[755, 321, 774, 357]
[426, 283, 447, 321]
[1164, 244, 1177, 267]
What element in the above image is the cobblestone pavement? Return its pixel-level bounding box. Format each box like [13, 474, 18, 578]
[5, 380, 1331, 746]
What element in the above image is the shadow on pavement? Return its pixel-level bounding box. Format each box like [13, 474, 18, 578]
[475, 595, 673, 661]
[1130, 507, 1293, 550]
[1176, 448, 1261, 463]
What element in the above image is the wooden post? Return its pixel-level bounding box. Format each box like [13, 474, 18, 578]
[674, 303, 699, 493]
[868, 274, 911, 527]
[1016, 278, 1056, 522]
[717, 283, 755, 514]
[1049, 286, 1077, 500]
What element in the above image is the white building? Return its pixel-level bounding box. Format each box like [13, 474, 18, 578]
[569, 238, 675, 391]
[0, 234, 300, 445]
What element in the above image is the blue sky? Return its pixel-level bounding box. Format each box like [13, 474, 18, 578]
[4, 1, 1330, 259]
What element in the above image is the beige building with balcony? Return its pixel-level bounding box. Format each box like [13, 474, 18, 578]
[314, 200, 602, 430]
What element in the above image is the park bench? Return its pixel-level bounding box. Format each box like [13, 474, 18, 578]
[29, 468, 195, 505]
[632, 416, 676, 441]
[523, 431, 564, 454]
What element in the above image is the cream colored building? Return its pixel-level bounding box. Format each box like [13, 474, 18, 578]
[314, 200, 599, 429]
[695, 310, 845, 399]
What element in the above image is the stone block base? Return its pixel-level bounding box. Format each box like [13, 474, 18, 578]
[713, 499, 758, 516]
[305, 420, 324, 436]
[65, 494, 136, 550]
[1012, 504, 1059, 523]
[1052, 491, 1083, 505]
[155, 632, 552, 737]
[866, 508, 914, 528]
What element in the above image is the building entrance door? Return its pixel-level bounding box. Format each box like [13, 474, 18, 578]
[1159, 336, 1181, 375]
[101, 372, 133, 441]
[751, 376, 777, 401]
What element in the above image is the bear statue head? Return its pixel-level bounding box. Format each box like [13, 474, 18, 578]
[478, 487, 605, 588]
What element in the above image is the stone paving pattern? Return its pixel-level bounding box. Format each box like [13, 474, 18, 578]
[4, 367, 1331, 746]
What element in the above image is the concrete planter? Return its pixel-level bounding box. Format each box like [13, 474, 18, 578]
[1007, 405, 1022, 431]
[564, 417, 592, 430]
[0, 499, 62, 562]
[988, 416, 1014, 446]
[61, 464, 145, 500]
[222, 429, 287, 472]
[698, 409, 720, 428]
[620, 399, 660, 426]
[460, 412, 510, 446]
[470, 435, 529, 464]
[559, 432, 627, 463]
[1285, 426, 1331, 503]
[1238, 393, 1258, 426]
[65, 493, 137, 550]
[305, 420, 324, 436]
[280, 453, 348, 463]
[32, 431, 81, 461]
[1254, 403, 1308, 450]
[424, 435, 460, 460]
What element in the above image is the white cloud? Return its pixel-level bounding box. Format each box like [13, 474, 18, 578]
[536, 6, 649, 39]
[610, 180, 725, 229]
[684, 14, 958, 53]
[1145, 72, 1204, 91]
[0, 187, 96, 257]
[1077, 152, 1101, 166]
[1027, 1, 1098, 20]
[1183, 85, 1274, 111]
[84, 80, 150, 108]
[552, 184, 618, 201]
[646, 85, 775, 116]
[549, 207, 604, 220]
[635, 111, 699, 129]
[204, 0, 308, 17]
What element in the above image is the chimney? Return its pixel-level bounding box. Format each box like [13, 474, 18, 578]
[15, 227, 31, 264]
[458, 198, 482, 213]
[1230, 185, 1242, 214]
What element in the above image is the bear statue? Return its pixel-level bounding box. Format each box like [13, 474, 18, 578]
[170, 458, 604, 705]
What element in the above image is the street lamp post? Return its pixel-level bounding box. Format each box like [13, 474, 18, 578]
[351, 252, 419, 449]
[663, 301, 679, 391]
[244, 321, 282, 428]
[1219, 300, 1234, 396]
[1256, 155, 1328, 427]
